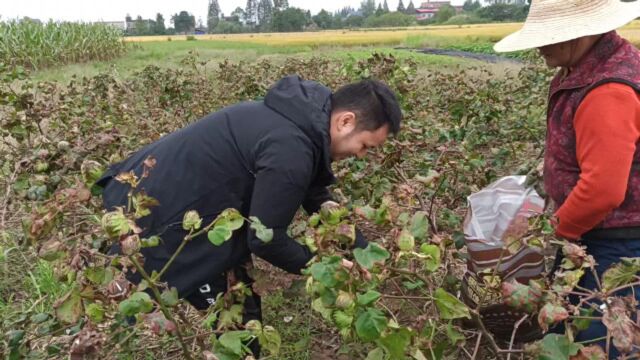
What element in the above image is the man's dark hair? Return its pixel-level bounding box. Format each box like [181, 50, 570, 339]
[331, 79, 402, 135]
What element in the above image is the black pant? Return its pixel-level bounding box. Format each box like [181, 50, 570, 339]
[185, 265, 262, 356]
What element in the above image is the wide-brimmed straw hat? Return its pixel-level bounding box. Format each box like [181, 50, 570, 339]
[494, 0, 640, 53]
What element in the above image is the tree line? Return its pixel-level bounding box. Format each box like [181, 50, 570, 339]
[123, 0, 530, 36]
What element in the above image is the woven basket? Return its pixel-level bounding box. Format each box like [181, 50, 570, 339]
[460, 272, 542, 343]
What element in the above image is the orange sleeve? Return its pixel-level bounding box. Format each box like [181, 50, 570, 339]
[555, 83, 640, 240]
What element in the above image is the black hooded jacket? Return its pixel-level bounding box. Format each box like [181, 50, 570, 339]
[98, 76, 365, 297]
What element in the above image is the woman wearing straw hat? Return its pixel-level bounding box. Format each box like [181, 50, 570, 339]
[495, 0, 640, 356]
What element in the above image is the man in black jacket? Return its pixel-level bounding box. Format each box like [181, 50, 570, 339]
[98, 75, 402, 324]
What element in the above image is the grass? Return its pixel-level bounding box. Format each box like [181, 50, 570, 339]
[262, 288, 313, 360]
[23, 20, 640, 82]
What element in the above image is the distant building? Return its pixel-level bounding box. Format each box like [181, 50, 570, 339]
[95, 20, 126, 31]
[126, 19, 154, 33]
[413, 1, 463, 21]
[485, 0, 526, 4]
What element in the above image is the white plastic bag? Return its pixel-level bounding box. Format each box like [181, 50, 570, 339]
[464, 176, 544, 247]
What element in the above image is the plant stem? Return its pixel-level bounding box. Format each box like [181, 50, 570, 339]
[154, 220, 220, 281]
[129, 256, 193, 360]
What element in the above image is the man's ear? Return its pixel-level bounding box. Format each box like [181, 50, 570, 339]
[336, 111, 357, 133]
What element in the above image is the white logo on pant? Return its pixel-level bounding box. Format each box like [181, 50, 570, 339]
[199, 284, 211, 293]
[206, 298, 216, 305]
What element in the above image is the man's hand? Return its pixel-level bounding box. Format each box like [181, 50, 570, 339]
[341, 258, 372, 281]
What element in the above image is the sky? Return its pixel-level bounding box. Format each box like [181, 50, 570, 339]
[1, 0, 468, 25]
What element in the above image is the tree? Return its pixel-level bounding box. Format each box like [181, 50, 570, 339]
[134, 15, 152, 36]
[463, 0, 481, 12]
[171, 11, 196, 34]
[213, 20, 245, 33]
[383, 0, 390, 13]
[154, 13, 166, 35]
[271, 7, 307, 32]
[344, 15, 364, 27]
[364, 11, 414, 27]
[397, 0, 406, 12]
[406, 0, 416, 14]
[360, 0, 376, 18]
[245, 0, 258, 26]
[125, 14, 133, 35]
[376, 4, 384, 16]
[313, 9, 334, 29]
[434, 4, 456, 23]
[231, 7, 246, 23]
[273, 0, 289, 12]
[257, 0, 274, 28]
[339, 6, 355, 18]
[477, 4, 527, 21]
[207, 0, 221, 33]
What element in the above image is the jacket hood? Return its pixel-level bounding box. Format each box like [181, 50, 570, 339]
[264, 75, 335, 184]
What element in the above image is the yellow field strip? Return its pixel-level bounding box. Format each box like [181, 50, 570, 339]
[123, 21, 640, 47]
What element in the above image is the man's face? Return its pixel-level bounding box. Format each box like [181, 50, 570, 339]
[329, 110, 389, 161]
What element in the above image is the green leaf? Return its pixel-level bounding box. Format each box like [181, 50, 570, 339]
[601, 257, 640, 292]
[374, 205, 391, 225]
[365, 347, 386, 360]
[101, 209, 131, 238]
[539, 334, 582, 360]
[356, 205, 376, 220]
[132, 192, 159, 219]
[434, 288, 470, 320]
[502, 280, 544, 312]
[309, 213, 321, 227]
[249, 216, 274, 243]
[260, 325, 281, 355]
[397, 229, 415, 251]
[353, 243, 390, 270]
[333, 310, 353, 329]
[141, 235, 160, 248]
[335, 223, 356, 244]
[118, 291, 153, 317]
[357, 290, 382, 306]
[208, 224, 233, 246]
[309, 256, 342, 287]
[573, 308, 595, 331]
[182, 210, 202, 231]
[537, 303, 569, 332]
[419, 244, 441, 272]
[402, 280, 424, 290]
[218, 330, 251, 355]
[30, 313, 49, 324]
[311, 297, 334, 321]
[355, 308, 388, 341]
[216, 209, 244, 231]
[446, 322, 465, 345]
[160, 287, 179, 307]
[218, 304, 244, 328]
[54, 288, 83, 324]
[409, 211, 429, 241]
[7, 330, 25, 348]
[320, 205, 348, 225]
[84, 266, 107, 285]
[379, 328, 413, 359]
[86, 303, 105, 323]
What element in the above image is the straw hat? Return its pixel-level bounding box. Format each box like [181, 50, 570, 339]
[494, 0, 640, 53]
